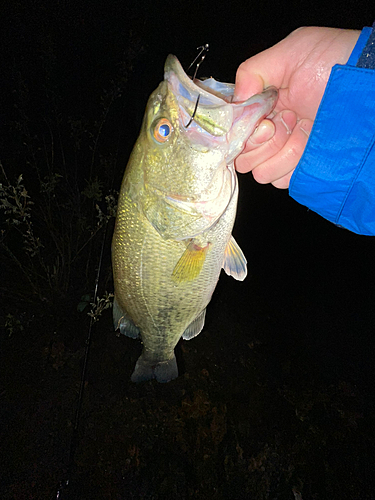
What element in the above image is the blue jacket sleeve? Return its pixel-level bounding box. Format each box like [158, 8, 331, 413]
[289, 24, 375, 236]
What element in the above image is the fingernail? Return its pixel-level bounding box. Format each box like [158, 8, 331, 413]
[251, 120, 275, 144]
[280, 110, 296, 135]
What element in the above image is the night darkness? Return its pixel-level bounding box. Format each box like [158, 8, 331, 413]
[1, 1, 375, 499]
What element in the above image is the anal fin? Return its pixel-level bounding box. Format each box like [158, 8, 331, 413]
[182, 308, 206, 340]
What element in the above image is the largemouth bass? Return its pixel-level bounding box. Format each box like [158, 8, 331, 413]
[112, 55, 277, 382]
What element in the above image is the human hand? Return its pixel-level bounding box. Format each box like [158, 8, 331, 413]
[235, 27, 360, 188]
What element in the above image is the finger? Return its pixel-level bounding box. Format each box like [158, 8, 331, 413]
[235, 110, 297, 173]
[251, 118, 313, 185]
[248, 119, 276, 146]
[234, 70, 264, 101]
[234, 42, 290, 101]
[271, 170, 294, 189]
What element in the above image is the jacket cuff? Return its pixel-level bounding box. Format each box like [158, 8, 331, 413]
[289, 26, 375, 235]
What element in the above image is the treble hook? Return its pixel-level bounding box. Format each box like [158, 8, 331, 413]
[188, 43, 209, 81]
[185, 44, 209, 128]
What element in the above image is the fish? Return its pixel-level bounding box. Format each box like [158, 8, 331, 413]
[111, 54, 277, 383]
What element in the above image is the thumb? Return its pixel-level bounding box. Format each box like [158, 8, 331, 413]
[234, 44, 287, 101]
[234, 67, 265, 101]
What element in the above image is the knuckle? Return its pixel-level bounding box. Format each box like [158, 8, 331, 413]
[272, 177, 289, 189]
[265, 134, 285, 157]
[286, 144, 299, 160]
[252, 167, 270, 184]
[236, 61, 248, 78]
[235, 155, 251, 173]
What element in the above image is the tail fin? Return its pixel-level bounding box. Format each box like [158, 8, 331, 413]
[131, 353, 178, 383]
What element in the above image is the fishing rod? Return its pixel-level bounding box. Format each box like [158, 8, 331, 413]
[53, 44, 209, 497]
[54, 219, 110, 500]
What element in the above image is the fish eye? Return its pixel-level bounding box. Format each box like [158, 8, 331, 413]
[153, 118, 172, 143]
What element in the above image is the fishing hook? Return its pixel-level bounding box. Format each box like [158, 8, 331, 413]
[185, 94, 201, 129]
[188, 43, 209, 81]
[185, 44, 209, 128]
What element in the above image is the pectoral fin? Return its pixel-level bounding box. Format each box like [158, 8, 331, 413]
[223, 236, 247, 281]
[172, 240, 210, 284]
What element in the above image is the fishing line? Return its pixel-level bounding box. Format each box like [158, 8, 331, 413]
[188, 43, 209, 80]
[54, 220, 110, 500]
[54, 45, 208, 496]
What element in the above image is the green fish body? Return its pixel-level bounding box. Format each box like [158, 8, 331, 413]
[112, 55, 277, 382]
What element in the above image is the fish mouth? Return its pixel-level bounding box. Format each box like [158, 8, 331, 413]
[164, 55, 235, 137]
[158, 55, 277, 219]
[164, 55, 232, 105]
[164, 55, 277, 142]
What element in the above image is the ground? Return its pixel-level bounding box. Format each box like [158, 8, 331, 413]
[1, 176, 375, 500]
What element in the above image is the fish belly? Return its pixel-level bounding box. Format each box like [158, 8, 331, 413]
[112, 182, 238, 382]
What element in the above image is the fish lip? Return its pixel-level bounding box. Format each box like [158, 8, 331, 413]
[165, 55, 235, 137]
[164, 55, 278, 141]
[164, 55, 277, 108]
[164, 55, 227, 105]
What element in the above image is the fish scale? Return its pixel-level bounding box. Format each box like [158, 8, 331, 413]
[113, 176, 236, 360]
[112, 55, 277, 382]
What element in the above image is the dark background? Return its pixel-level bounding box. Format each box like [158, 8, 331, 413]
[1, 1, 375, 499]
